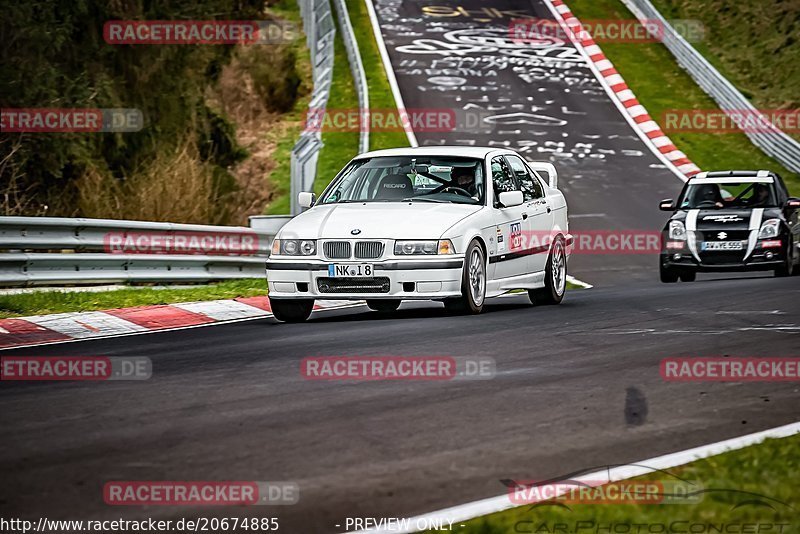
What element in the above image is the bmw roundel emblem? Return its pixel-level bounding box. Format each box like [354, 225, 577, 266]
[351, 229, 361, 235]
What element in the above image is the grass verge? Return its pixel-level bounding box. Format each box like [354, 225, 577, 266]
[650, 0, 798, 126]
[567, 0, 799, 194]
[428, 433, 800, 532]
[0, 280, 266, 319]
[263, 0, 313, 215]
[346, 0, 411, 151]
[313, 6, 361, 197]
[0, 281, 583, 318]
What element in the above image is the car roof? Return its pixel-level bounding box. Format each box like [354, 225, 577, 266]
[355, 146, 513, 160]
[694, 170, 773, 179]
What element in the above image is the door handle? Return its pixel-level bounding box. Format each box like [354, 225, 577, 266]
[547, 207, 552, 213]
[522, 213, 528, 220]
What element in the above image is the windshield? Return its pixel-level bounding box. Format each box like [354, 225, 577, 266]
[679, 181, 779, 209]
[319, 156, 485, 205]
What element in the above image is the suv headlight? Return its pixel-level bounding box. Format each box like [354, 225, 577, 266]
[272, 239, 316, 256]
[395, 239, 455, 255]
[668, 221, 687, 240]
[758, 219, 780, 239]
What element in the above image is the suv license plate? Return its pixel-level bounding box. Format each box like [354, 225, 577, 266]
[702, 241, 743, 251]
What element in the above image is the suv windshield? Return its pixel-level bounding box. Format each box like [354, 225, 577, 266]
[319, 156, 485, 205]
[679, 180, 779, 209]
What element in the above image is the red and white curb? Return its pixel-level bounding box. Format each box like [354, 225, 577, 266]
[547, 0, 701, 180]
[0, 298, 359, 350]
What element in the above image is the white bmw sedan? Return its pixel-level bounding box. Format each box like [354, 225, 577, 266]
[266, 147, 571, 322]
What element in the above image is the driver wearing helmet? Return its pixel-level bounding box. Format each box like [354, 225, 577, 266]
[451, 166, 477, 197]
[692, 183, 724, 208]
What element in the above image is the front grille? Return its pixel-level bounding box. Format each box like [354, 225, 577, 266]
[317, 277, 390, 294]
[354, 241, 384, 259]
[324, 241, 351, 259]
[696, 230, 749, 265]
[700, 230, 749, 241]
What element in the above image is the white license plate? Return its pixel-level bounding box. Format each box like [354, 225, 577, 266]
[328, 263, 374, 278]
[701, 241, 743, 251]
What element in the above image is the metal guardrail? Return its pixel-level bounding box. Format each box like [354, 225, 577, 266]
[290, 0, 370, 215]
[291, 0, 335, 216]
[620, 0, 800, 174]
[0, 216, 277, 287]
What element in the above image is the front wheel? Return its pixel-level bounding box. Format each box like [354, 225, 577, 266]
[660, 260, 679, 283]
[366, 299, 401, 312]
[444, 239, 486, 315]
[529, 237, 567, 305]
[269, 298, 314, 323]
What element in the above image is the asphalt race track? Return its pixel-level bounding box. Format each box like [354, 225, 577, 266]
[1, 1, 798, 532]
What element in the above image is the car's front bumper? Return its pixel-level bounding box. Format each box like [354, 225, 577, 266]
[661, 247, 786, 272]
[266, 258, 464, 300]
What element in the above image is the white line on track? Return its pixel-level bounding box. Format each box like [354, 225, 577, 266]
[364, 0, 417, 147]
[567, 275, 593, 289]
[352, 421, 800, 533]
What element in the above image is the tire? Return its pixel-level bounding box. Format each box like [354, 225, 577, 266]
[775, 235, 795, 277]
[444, 239, 486, 315]
[269, 298, 314, 323]
[660, 260, 679, 283]
[529, 237, 567, 305]
[679, 270, 696, 282]
[366, 299, 401, 312]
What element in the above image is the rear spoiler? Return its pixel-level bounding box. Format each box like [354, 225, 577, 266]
[526, 161, 558, 189]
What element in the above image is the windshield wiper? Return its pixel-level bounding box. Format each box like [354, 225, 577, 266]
[401, 197, 447, 203]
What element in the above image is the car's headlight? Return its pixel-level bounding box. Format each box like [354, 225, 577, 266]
[272, 239, 316, 256]
[758, 219, 780, 239]
[668, 221, 687, 241]
[394, 239, 455, 255]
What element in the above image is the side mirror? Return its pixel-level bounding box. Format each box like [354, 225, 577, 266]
[787, 197, 800, 209]
[298, 192, 316, 209]
[498, 190, 524, 208]
[659, 198, 675, 211]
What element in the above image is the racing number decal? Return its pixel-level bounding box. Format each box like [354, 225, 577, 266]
[510, 222, 522, 251]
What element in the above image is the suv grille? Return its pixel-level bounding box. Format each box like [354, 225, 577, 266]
[700, 230, 749, 241]
[317, 277, 390, 294]
[355, 241, 384, 259]
[324, 241, 351, 259]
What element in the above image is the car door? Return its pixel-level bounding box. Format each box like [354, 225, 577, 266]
[489, 155, 530, 280]
[505, 154, 554, 274]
